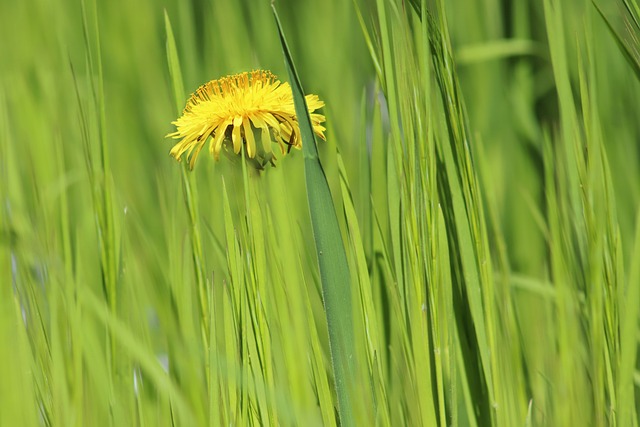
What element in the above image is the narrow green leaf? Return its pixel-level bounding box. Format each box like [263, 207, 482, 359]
[594, 1, 640, 81]
[164, 10, 186, 114]
[271, 4, 355, 426]
[164, 10, 208, 346]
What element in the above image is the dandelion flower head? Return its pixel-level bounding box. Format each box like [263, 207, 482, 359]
[167, 70, 326, 169]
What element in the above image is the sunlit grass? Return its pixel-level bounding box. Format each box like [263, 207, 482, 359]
[1, 0, 640, 425]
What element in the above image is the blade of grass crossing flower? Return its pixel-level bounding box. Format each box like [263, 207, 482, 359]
[271, 4, 355, 426]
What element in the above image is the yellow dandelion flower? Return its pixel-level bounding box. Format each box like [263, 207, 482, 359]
[166, 70, 326, 169]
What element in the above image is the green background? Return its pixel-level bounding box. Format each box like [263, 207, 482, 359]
[1, 0, 639, 425]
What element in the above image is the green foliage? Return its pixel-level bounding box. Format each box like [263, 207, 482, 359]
[1, 0, 640, 425]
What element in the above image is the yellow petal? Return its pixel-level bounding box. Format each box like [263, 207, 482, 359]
[232, 116, 243, 154]
[261, 112, 281, 130]
[261, 127, 271, 153]
[249, 115, 272, 154]
[212, 120, 231, 160]
[243, 117, 256, 158]
[189, 142, 205, 169]
[305, 94, 325, 111]
[170, 137, 192, 159]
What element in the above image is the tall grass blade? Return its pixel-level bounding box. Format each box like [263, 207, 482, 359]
[164, 10, 208, 346]
[271, 4, 355, 425]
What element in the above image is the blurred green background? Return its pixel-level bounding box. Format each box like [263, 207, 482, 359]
[2, 0, 640, 425]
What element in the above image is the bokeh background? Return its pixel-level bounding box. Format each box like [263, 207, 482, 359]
[1, 0, 640, 425]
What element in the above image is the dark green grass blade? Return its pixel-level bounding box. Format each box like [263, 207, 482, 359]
[271, 4, 355, 426]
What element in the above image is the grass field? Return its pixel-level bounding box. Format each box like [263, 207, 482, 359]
[2, 0, 640, 425]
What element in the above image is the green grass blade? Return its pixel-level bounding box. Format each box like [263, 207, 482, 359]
[271, 4, 355, 426]
[594, 2, 640, 81]
[164, 10, 186, 114]
[164, 10, 208, 347]
[80, 0, 120, 384]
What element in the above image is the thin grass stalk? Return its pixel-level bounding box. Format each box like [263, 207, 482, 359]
[163, 10, 209, 352]
[76, 6, 131, 420]
[79, 0, 120, 382]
